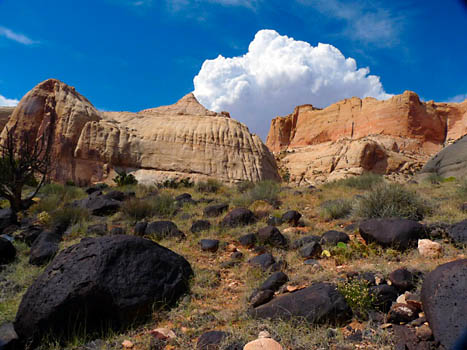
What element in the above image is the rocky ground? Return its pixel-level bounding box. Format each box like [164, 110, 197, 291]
[0, 174, 466, 350]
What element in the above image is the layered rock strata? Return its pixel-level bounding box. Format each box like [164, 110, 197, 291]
[0, 79, 280, 185]
[266, 91, 467, 184]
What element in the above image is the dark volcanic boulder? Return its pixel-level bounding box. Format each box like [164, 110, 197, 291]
[29, 231, 60, 266]
[421, 259, 467, 350]
[257, 226, 287, 248]
[74, 192, 121, 216]
[14, 235, 193, 345]
[448, 219, 467, 244]
[320, 230, 350, 246]
[266, 216, 283, 226]
[200, 239, 219, 252]
[248, 253, 275, 270]
[203, 203, 229, 218]
[134, 221, 148, 236]
[145, 221, 185, 240]
[238, 233, 257, 248]
[388, 268, 417, 292]
[0, 237, 16, 265]
[17, 225, 44, 246]
[0, 208, 15, 233]
[196, 331, 229, 350]
[359, 219, 424, 250]
[259, 271, 288, 291]
[299, 242, 322, 259]
[249, 289, 274, 308]
[190, 220, 211, 233]
[251, 283, 351, 324]
[292, 235, 321, 249]
[222, 208, 256, 227]
[370, 285, 398, 313]
[281, 210, 302, 226]
[0, 322, 19, 350]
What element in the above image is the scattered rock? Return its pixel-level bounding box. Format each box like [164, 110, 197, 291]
[387, 303, 418, 324]
[110, 227, 125, 235]
[175, 193, 196, 205]
[417, 239, 442, 258]
[257, 226, 287, 248]
[75, 192, 121, 216]
[222, 208, 256, 228]
[0, 237, 16, 265]
[29, 231, 60, 266]
[196, 331, 228, 350]
[15, 225, 44, 246]
[448, 219, 467, 244]
[320, 230, 350, 246]
[266, 216, 283, 226]
[304, 259, 322, 268]
[231, 251, 243, 260]
[190, 220, 211, 233]
[87, 223, 108, 236]
[200, 239, 219, 252]
[0, 322, 19, 350]
[14, 235, 193, 345]
[85, 183, 108, 195]
[415, 324, 433, 341]
[105, 190, 127, 202]
[299, 241, 322, 259]
[388, 268, 417, 292]
[238, 233, 257, 248]
[421, 259, 467, 349]
[145, 221, 185, 240]
[292, 235, 321, 249]
[134, 221, 148, 236]
[252, 283, 351, 324]
[248, 253, 276, 270]
[249, 289, 274, 307]
[359, 218, 425, 250]
[259, 272, 289, 291]
[150, 327, 177, 341]
[243, 337, 283, 350]
[204, 203, 229, 218]
[370, 285, 399, 312]
[281, 210, 302, 226]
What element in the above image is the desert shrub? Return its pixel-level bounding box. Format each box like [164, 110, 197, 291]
[51, 206, 90, 228]
[247, 180, 281, 204]
[338, 277, 376, 319]
[354, 182, 430, 220]
[236, 181, 255, 194]
[37, 211, 52, 226]
[122, 194, 176, 221]
[329, 240, 380, 265]
[195, 179, 222, 193]
[113, 170, 137, 186]
[325, 173, 383, 190]
[320, 199, 353, 220]
[159, 178, 194, 189]
[40, 183, 85, 202]
[457, 178, 467, 200]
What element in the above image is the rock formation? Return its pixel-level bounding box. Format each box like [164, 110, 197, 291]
[266, 91, 467, 184]
[0, 79, 280, 185]
[0, 106, 14, 131]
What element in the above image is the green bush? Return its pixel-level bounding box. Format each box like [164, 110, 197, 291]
[159, 178, 193, 189]
[320, 199, 353, 220]
[236, 181, 255, 194]
[354, 182, 430, 220]
[113, 170, 138, 186]
[51, 206, 90, 228]
[122, 194, 177, 221]
[338, 278, 376, 319]
[195, 179, 222, 193]
[324, 173, 383, 190]
[247, 180, 281, 204]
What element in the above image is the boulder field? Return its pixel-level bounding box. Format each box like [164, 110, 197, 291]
[0, 79, 280, 185]
[266, 91, 467, 184]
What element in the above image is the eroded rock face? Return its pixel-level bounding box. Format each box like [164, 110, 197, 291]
[1, 79, 280, 185]
[266, 91, 467, 184]
[0, 106, 14, 130]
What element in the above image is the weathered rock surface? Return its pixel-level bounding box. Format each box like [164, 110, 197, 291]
[1, 79, 279, 185]
[266, 91, 467, 184]
[0, 107, 14, 131]
[14, 235, 193, 344]
[251, 283, 351, 324]
[421, 259, 467, 350]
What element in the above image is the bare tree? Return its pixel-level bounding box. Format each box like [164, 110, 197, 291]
[0, 127, 51, 221]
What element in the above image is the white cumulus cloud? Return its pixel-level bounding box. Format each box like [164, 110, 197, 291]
[193, 29, 392, 139]
[0, 94, 19, 107]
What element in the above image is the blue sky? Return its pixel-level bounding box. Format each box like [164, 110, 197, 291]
[1, 0, 466, 138]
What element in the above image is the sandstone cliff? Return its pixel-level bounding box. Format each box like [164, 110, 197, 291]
[1, 79, 280, 185]
[266, 91, 467, 184]
[0, 107, 14, 131]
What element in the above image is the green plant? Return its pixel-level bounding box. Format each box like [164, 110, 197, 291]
[246, 180, 281, 205]
[113, 170, 138, 186]
[37, 211, 52, 226]
[354, 182, 431, 220]
[236, 181, 255, 194]
[122, 194, 177, 221]
[338, 278, 376, 319]
[320, 199, 353, 220]
[195, 179, 222, 193]
[329, 239, 380, 265]
[51, 206, 90, 229]
[324, 173, 383, 190]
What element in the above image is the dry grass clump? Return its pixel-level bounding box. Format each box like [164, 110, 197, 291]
[122, 193, 177, 221]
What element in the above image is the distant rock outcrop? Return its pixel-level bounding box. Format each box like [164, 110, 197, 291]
[0, 79, 280, 185]
[0, 106, 14, 130]
[266, 91, 467, 184]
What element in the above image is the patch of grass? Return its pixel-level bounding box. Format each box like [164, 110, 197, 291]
[122, 194, 177, 221]
[51, 206, 90, 229]
[329, 239, 381, 265]
[320, 199, 353, 220]
[354, 182, 431, 220]
[325, 173, 384, 190]
[235, 180, 281, 207]
[195, 179, 222, 193]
